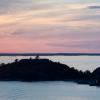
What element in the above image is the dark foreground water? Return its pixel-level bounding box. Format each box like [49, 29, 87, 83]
[0, 81, 100, 100]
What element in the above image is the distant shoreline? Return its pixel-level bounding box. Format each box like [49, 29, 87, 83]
[0, 53, 100, 56]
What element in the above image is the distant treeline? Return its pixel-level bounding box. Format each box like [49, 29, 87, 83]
[0, 58, 100, 86]
[0, 53, 100, 56]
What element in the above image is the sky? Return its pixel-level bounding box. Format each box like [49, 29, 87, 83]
[0, 0, 100, 53]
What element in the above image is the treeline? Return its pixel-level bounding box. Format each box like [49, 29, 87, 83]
[0, 58, 100, 86]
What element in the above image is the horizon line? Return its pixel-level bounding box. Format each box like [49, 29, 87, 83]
[0, 53, 100, 56]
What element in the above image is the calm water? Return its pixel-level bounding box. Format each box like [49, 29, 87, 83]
[0, 81, 100, 100]
[0, 56, 100, 71]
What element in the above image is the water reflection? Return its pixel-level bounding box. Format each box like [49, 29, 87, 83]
[0, 81, 99, 100]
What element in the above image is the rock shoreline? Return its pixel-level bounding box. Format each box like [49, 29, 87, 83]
[0, 58, 100, 86]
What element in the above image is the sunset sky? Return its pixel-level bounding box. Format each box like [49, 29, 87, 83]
[0, 0, 100, 53]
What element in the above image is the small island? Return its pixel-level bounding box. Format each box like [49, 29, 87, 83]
[0, 58, 100, 86]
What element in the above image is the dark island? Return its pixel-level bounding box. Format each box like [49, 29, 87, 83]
[0, 58, 100, 86]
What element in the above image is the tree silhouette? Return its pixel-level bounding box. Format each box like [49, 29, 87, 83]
[35, 54, 40, 59]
